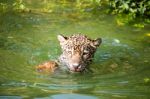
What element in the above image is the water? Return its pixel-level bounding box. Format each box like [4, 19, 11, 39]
[0, 0, 150, 99]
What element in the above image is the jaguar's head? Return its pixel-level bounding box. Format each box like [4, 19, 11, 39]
[58, 34, 102, 72]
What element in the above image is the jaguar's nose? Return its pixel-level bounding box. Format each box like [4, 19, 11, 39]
[70, 63, 83, 72]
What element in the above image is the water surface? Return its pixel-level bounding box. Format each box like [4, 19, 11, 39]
[0, 1, 150, 99]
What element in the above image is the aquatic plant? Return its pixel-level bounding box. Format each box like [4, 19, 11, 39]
[109, 0, 150, 19]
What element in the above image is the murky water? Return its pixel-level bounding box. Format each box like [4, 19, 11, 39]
[0, 1, 150, 99]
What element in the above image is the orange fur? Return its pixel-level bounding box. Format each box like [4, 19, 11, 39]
[36, 61, 58, 72]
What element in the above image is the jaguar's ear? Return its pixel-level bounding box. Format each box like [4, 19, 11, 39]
[57, 34, 68, 43]
[93, 38, 102, 47]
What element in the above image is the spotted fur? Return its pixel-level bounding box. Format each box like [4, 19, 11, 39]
[57, 34, 102, 72]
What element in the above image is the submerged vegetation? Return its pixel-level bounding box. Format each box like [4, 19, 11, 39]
[0, 0, 150, 26]
[0, 0, 26, 13]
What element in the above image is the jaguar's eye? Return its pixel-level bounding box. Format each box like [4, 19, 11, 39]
[66, 50, 72, 54]
[69, 51, 72, 54]
[83, 50, 89, 55]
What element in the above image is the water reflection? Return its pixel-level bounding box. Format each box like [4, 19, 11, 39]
[43, 94, 98, 99]
[0, 96, 22, 99]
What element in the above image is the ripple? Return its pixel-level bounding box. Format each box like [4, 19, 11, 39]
[32, 83, 92, 90]
[35, 93, 98, 99]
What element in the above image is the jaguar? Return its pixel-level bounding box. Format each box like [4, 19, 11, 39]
[58, 34, 102, 72]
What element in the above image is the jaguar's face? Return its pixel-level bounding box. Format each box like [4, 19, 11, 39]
[58, 34, 102, 72]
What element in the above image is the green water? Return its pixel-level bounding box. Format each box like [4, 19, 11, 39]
[0, 1, 150, 99]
